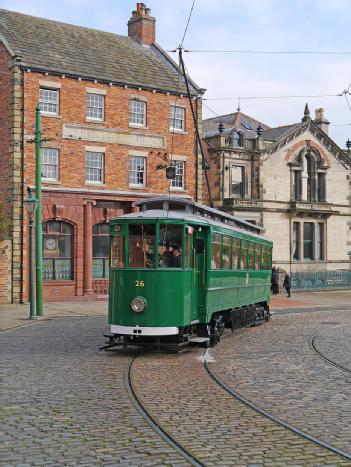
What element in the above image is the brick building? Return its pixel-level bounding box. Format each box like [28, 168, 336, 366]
[0, 4, 204, 303]
[203, 105, 351, 277]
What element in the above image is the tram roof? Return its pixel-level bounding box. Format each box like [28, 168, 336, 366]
[112, 197, 270, 241]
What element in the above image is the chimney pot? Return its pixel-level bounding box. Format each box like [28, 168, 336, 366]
[128, 3, 156, 45]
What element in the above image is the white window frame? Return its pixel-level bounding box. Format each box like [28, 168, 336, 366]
[129, 99, 146, 127]
[41, 148, 59, 182]
[170, 160, 185, 190]
[39, 88, 59, 116]
[87, 93, 104, 121]
[128, 156, 146, 188]
[85, 151, 104, 185]
[170, 105, 185, 132]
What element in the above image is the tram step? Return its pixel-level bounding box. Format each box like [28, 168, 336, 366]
[188, 336, 211, 344]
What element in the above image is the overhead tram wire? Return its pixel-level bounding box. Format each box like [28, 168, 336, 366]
[204, 93, 340, 101]
[178, 47, 214, 207]
[168, 49, 351, 55]
[179, 0, 196, 49]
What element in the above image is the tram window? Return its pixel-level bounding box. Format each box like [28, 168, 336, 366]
[128, 224, 155, 268]
[240, 241, 248, 269]
[159, 224, 183, 268]
[194, 238, 204, 254]
[255, 244, 261, 270]
[248, 243, 255, 269]
[111, 236, 124, 268]
[222, 236, 231, 269]
[185, 226, 193, 269]
[267, 247, 272, 269]
[232, 239, 240, 269]
[211, 234, 222, 269]
[261, 246, 267, 270]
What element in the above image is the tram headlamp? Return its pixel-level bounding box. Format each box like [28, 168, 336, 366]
[131, 297, 146, 313]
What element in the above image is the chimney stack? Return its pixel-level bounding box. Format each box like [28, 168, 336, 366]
[314, 108, 330, 135]
[128, 3, 156, 45]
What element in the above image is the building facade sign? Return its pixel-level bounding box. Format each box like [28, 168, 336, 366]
[62, 124, 166, 149]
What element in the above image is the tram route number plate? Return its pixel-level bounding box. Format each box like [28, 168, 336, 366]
[135, 280, 145, 287]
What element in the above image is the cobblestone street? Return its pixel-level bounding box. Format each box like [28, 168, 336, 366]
[1, 306, 351, 466]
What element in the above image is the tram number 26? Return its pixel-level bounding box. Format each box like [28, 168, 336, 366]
[135, 280, 145, 287]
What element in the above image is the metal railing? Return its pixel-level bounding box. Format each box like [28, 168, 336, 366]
[291, 270, 351, 289]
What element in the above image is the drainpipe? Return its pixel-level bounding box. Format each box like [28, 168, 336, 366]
[20, 65, 25, 302]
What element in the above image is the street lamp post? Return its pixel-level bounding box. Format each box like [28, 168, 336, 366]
[24, 188, 39, 320]
[35, 105, 43, 317]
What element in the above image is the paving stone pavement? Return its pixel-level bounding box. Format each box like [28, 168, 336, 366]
[132, 343, 350, 466]
[312, 322, 351, 371]
[1, 317, 190, 466]
[209, 309, 351, 456]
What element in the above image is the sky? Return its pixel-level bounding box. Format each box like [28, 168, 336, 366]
[1, 0, 350, 147]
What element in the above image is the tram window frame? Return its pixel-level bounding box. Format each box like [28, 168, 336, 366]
[211, 234, 222, 269]
[222, 236, 231, 269]
[261, 245, 267, 270]
[111, 235, 125, 269]
[255, 244, 261, 270]
[248, 243, 255, 269]
[128, 224, 156, 269]
[158, 223, 183, 269]
[232, 239, 240, 269]
[267, 247, 272, 269]
[240, 240, 248, 269]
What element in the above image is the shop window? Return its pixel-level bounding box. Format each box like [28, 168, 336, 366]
[93, 223, 110, 278]
[42, 221, 73, 280]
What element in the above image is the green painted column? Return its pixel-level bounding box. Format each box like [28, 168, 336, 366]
[35, 105, 43, 316]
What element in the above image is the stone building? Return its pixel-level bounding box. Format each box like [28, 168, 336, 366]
[0, 4, 204, 303]
[203, 105, 351, 276]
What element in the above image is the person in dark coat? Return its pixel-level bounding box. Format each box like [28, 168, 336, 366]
[171, 246, 182, 268]
[283, 272, 291, 297]
[271, 267, 279, 295]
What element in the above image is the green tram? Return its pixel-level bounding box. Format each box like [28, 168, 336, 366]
[108, 197, 272, 346]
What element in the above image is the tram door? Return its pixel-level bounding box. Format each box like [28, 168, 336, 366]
[194, 228, 207, 322]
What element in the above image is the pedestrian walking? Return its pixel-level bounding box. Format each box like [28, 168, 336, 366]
[283, 272, 291, 297]
[271, 267, 279, 295]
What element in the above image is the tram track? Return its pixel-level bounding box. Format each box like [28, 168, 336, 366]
[125, 354, 204, 467]
[127, 347, 351, 465]
[309, 323, 351, 374]
[203, 348, 351, 461]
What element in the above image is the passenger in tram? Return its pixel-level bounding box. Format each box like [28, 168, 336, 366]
[159, 246, 173, 268]
[171, 246, 182, 268]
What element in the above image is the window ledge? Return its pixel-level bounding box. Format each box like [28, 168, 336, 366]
[86, 118, 105, 124]
[42, 180, 61, 185]
[129, 123, 148, 129]
[169, 129, 187, 135]
[128, 185, 146, 189]
[85, 182, 106, 187]
[44, 280, 75, 284]
[41, 113, 61, 119]
[170, 187, 185, 192]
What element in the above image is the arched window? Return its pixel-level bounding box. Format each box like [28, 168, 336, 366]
[93, 223, 110, 278]
[293, 149, 327, 202]
[42, 221, 73, 280]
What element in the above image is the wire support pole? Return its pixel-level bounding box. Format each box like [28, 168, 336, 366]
[35, 105, 43, 317]
[178, 47, 214, 208]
